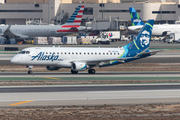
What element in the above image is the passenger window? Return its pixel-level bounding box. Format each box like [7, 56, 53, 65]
[53, 52, 55, 54]
[88, 53, 89, 55]
[68, 52, 70, 54]
[95, 53, 97, 55]
[110, 53, 112, 55]
[46, 52, 48, 54]
[61, 52, 63, 54]
[114, 53, 116, 55]
[84, 52, 86, 55]
[91, 53, 93, 55]
[79, 52, 81, 55]
[65, 52, 66, 54]
[57, 52, 59, 54]
[118, 53, 119, 55]
[99, 53, 101, 55]
[107, 53, 108, 55]
[50, 52, 51, 54]
[76, 52, 78, 55]
[103, 53, 105, 55]
[72, 52, 74, 54]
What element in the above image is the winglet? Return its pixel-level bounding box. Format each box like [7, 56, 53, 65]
[7, 23, 12, 30]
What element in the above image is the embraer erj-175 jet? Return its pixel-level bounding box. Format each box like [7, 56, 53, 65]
[0, 6, 87, 41]
[128, 7, 179, 36]
[11, 20, 159, 74]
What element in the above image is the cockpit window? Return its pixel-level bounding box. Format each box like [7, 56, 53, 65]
[19, 51, 26, 54]
[19, 51, 30, 54]
[26, 51, 30, 54]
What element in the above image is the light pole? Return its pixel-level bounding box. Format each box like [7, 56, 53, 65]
[102, 0, 103, 20]
[48, 0, 50, 24]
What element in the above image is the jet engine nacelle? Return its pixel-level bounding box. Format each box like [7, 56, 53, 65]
[71, 62, 87, 71]
[46, 66, 60, 71]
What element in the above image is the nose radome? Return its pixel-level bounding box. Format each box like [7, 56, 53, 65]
[10, 56, 19, 64]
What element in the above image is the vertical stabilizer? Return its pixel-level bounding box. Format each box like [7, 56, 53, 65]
[124, 20, 154, 54]
[129, 7, 144, 26]
[62, 6, 85, 28]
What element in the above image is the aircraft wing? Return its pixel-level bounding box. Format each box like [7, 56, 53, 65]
[73, 57, 136, 65]
[3, 24, 29, 39]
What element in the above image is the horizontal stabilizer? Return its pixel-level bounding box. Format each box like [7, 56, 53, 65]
[137, 50, 162, 57]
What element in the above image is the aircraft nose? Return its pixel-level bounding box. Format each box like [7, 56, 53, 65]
[10, 56, 19, 64]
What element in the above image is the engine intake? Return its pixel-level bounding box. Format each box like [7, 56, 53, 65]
[71, 62, 87, 71]
[46, 66, 60, 71]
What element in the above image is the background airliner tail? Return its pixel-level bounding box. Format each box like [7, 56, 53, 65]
[61, 6, 84, 28]
[129, 7, 144, 26]
[124, 20, 154, 54]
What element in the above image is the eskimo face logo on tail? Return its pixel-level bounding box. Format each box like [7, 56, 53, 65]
[31, 52, 63, 62]
[140, 30, 150, 47]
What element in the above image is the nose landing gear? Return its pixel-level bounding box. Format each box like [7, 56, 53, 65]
[28, 70, 33, 74]
[27, 66, 33, 74]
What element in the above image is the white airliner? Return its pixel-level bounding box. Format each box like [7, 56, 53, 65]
[11, 20, 159, 74]
[0, 6, 88, 41]
[128, 7, 179, 36]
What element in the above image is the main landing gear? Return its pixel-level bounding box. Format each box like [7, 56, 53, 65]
[27, 66, 33, 74]
[71, 69, 78, 74]
[88, 69, 96, 74]
[70, 69, 96, 74]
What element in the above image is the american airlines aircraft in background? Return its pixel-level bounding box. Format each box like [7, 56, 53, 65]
[0, 6, 88, 41]
[128, 7, 179, 36]
[11, 20, 159, 74]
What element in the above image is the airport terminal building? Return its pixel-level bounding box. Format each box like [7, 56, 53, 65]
[0, 0, 180, 28]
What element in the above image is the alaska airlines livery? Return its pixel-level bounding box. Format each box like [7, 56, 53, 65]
[11, 20, 158, 74]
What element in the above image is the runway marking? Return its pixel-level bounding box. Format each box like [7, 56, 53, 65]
[42, 77, 61, 80]
[9, 100, 34, 106]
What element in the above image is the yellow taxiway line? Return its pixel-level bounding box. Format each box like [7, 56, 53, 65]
[42, 77, 61, 80]
[9, 100, 34, 106]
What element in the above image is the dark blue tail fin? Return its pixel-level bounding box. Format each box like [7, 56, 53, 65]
[124, 20, 154, 54]
[129, 7, 144, 26]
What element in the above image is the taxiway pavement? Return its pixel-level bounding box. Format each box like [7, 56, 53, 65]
[0, 84, 180, 107]
[1, 71, 180, 77]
